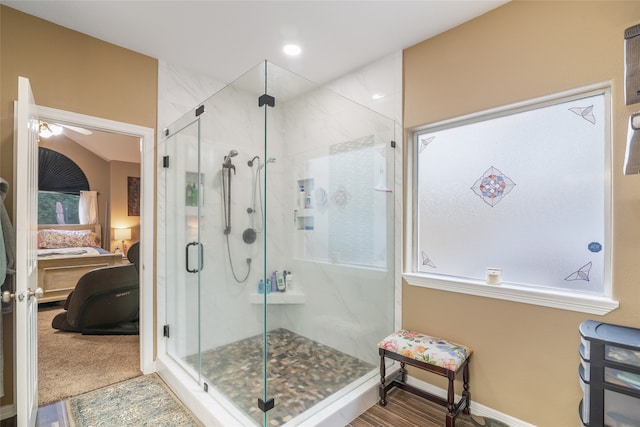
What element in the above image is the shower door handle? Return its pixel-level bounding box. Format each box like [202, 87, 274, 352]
[185, 241, 203, 273]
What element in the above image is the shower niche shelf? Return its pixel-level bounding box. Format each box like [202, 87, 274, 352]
[295, 212, 314, 231]
[249, 291, 306, 304]
[295, 178, 314, 230]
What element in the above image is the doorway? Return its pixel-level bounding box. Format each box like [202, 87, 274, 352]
[34, 106, 154, 402]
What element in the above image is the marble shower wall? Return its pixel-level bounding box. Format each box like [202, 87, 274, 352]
[157, 54, 402, 363]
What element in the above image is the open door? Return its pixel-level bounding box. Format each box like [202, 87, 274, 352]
[12, 76, 41, 426]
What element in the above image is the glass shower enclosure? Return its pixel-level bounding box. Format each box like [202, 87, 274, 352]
[161, 61, 396, 426]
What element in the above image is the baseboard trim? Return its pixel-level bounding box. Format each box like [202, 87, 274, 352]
[1, 403, 16, 420]
[405, 375, 536, 427]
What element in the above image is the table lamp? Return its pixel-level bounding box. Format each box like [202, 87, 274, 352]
[114, 227, 132, 255]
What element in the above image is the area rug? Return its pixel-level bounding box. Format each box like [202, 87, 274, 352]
[38, 304, 141, 406]
[66, 374, 203, 426]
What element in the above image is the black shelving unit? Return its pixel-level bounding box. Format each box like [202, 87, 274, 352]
[579, 320, 640, 426]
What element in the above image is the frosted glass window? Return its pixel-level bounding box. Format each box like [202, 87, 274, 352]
[415, 90, 609, 296]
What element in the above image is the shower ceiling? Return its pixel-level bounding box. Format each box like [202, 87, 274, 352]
[4, 0, 508, 85]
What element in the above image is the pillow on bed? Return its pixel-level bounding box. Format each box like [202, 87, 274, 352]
[38, 229, 101, 249]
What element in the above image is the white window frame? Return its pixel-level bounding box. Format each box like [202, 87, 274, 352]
[403, 82, 618, 315]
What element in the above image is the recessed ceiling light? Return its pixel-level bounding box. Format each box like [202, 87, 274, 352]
[372, 93, 386, 100]
[283, 44, 302, 56]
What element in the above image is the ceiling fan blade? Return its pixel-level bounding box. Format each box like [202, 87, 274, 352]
[58, 123, 93, 135]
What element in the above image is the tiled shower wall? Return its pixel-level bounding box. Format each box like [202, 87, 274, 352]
[157, 54, 402, 363]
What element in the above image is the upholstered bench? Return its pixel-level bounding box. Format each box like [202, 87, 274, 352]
[378, 329, 472, 427]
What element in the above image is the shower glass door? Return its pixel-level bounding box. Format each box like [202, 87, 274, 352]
[261, 62, 397, 426]
[164, 115, 204, 383]
[163, 62, 270, 426]
[196, 63, 269, 426]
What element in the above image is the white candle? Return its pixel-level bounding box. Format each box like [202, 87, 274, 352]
[486, 268, 502, 285]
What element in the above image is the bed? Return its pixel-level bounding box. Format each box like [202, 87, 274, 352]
[37, 224, 124, 303]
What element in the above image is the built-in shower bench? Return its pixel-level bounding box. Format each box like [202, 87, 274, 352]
[377, 329, 472, 427]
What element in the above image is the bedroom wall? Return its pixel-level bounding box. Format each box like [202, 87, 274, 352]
[110, 161, 141, 252]
[403, 1, 640, 426]
[0, 5, 157, 412]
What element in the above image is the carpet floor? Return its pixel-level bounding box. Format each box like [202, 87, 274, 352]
[38, 303, 141, 406]
[65, 374, 202, 427]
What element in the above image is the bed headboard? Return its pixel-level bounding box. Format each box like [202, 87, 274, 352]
[38, 224, 103, 248]
[38, 223, 102, 235]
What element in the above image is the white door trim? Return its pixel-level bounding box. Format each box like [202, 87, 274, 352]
[36, 105, 155, 374]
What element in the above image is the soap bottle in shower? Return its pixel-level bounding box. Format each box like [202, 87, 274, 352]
[271, 271, 278, 293]
[191, 183, 198, 206]
[299, 184, 305, 208]
[258, 279, 265, 294]
[186, 183, 192, 205]
[285, 271, 293, 291]
[277, 271, 286, 292]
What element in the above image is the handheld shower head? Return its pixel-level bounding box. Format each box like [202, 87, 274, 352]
[223, 149, 238, 173]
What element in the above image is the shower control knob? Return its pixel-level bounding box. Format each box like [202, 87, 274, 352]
[247, 208, 254, 214]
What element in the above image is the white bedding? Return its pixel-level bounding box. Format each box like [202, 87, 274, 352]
[37, 247, 102, 258]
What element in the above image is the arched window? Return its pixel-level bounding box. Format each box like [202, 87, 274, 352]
[38, 147, 89, 224]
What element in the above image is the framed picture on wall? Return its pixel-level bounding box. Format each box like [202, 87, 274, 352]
[127, 176, 140, 216]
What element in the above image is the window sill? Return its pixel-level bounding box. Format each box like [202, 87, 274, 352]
[403, 273, 619, 315]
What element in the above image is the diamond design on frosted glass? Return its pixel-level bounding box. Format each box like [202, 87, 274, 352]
[569, 105, 596, 125]
[418, 135, 435, 153]
[471, 166, 516, 207]
[421, 250, 437, 268]
[564, 261, 592, 282]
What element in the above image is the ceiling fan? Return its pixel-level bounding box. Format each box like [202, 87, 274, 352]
[39, 121, 92, 138]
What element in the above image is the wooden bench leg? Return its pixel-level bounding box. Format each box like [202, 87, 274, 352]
[379, 354, 387, 406]
[446, 371, 456, 427]
[399, 361, 407, 383]
[462, 360, 470, 415]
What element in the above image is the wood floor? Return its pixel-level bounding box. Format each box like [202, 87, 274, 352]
[347, 388, 448, 427]
[347, 388, 486, 427]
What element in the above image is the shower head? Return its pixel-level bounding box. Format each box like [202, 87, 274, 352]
[223, 149, 238, 173]
[248, 156, 260, 167]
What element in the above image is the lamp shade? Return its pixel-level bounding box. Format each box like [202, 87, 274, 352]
[114, 228, 132, 241]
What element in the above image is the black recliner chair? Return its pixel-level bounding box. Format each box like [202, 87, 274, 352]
[52, 242, 140, 335]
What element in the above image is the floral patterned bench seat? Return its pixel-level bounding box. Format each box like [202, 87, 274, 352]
[377, 329, 472, 427]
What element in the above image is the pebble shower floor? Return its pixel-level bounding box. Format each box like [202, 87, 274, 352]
[187, 328, 374, 426]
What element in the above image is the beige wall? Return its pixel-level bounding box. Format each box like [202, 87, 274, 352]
[403, 1, 640, 425]
[109, 161, 141, 252]
[0, 5, 156, 409]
